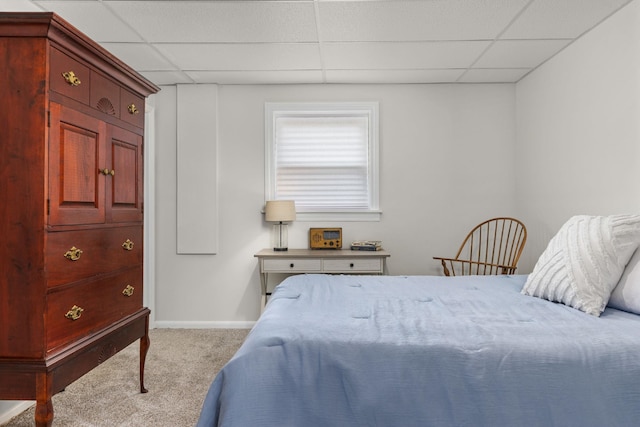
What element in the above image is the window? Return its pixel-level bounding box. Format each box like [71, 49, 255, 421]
[265, 102, 380, 221]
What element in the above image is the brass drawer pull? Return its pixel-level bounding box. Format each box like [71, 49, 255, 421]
[63, 246, 83, 261]
[127, 103, 139, 115]
[122, 239, 134, 251]
[65, 305, 84, 321]
[61, 71, 81, 86]
[99, 168, 115, 176]
[122, 285, 135, 297]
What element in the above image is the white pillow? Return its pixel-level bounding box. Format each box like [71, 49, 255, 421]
[608, 248, 640, 314]
[522, 214, 640, 316]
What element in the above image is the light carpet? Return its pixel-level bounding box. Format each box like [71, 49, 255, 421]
[3, 328, 249, 427]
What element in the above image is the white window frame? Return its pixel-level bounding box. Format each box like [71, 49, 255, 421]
[265, 102, 380, 222]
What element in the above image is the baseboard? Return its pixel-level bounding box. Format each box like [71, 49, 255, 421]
[152, 320, 255, 329]
[0, 401, 35, 425]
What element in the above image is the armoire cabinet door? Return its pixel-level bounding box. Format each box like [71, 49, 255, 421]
[48, 103, 107, 226]
[107, 125, 143, 223]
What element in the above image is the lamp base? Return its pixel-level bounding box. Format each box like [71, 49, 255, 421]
[272, 222, 289, 252]
[273, 247, 288, 251]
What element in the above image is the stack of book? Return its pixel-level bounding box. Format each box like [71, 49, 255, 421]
[351, 240, 383, 251]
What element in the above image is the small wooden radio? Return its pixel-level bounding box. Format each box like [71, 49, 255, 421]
[309, 228, 342, 249]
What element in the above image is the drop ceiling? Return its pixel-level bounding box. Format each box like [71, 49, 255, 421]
[1, 0, 634, 86]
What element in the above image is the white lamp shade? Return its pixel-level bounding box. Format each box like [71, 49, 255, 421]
[265, 200, 296, 222]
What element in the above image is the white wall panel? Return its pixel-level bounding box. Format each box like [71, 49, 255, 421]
[176, 84, 219, 254]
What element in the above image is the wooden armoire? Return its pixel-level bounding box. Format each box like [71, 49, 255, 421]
[0, 12, 159, 426]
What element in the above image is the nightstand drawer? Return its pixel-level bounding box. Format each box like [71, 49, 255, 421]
[262, 259, 322, 272]
[323, 258, 383, 273]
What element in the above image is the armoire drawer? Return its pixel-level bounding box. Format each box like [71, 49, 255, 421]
[49, 47, 90, 104]
[46, 267, 143, 353]
[46, 226, 142, 287]
[90, 70, 121, 117]
[120, 88, 145, 128]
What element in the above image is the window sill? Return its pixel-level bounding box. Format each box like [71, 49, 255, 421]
[296, 210, 382, 222]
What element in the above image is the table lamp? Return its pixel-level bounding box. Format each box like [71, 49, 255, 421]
[265, 200, 296, 251]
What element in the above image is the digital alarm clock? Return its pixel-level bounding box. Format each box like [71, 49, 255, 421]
[309, 228, 342, 249]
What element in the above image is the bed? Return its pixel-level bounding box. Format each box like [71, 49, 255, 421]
[196, 272, 640, 427]
[197, 214, 640, 426]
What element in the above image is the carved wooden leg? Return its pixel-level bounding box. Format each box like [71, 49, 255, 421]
[139, 315, 150, 393]
[35, 373, 53, 427]
[441, 259, 451, 277]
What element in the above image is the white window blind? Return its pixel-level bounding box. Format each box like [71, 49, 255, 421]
[275, 115, 369, 210]
[265, 102, 380, 221]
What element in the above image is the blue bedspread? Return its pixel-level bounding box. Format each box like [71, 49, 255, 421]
[197, 274, 640, 427]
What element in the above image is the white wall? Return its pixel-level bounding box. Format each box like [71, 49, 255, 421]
[153, 83, 517, 325]
[515, 0, 640, 272]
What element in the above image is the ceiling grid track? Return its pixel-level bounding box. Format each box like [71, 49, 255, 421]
[457, 0, 537, 83]
[313, 0, 327, 84]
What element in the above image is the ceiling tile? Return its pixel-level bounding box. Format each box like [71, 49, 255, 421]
[155, 43, 322, 71]
[106, 0, 318, 43]
[474, 39, 571, 68]
[459, 68, 531, 83]
[502, 0, 633, 39]
[317, 0, 530, 42]
[325, 69, 466, 84]
[185, 70, 324, 85]
[101, 43, 176, 71]
[323, 41, 491, 70]
[4, 0, 633, 85]
[33, 1, 143, 42]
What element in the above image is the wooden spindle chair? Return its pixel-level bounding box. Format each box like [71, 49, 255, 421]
[433, 217, 527, 276]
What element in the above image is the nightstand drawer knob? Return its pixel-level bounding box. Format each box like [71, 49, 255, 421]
[290, 263, 294, 268]
[63, 246, 83, 261]
[350, 263, 355, 268]
[122, 285, 135, 297]
[65, 305, 84, 321]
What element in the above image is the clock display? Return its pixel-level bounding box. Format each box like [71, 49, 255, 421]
[324, 230, 341, 240]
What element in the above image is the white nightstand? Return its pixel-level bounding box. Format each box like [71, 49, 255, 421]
[254, 248, 391, 311]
